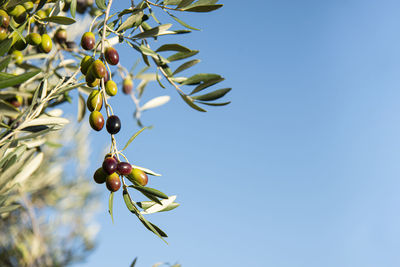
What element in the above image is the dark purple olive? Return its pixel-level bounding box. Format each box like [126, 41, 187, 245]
[106, 173, 121, 192]
[117, 162, 132, 175]
[106, 115, 121, 134]
[102, 156, 118, 174]
[105, 47, 119, 65]
[93, 167, 107, 184]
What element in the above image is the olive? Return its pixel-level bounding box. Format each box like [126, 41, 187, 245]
[54, 28, 67, 44]
[122, 77, 133, 94]
[80, 55, 94, 75]
[104, 153, 119, 161]
[89, 111, 104, 131]
[103, 69, 110, 83]
[66, 41, 77, 50]
[10, 5, 26, 24]
[36, 10, 46, 19]
[117, 162, 132, 176]
[26, 32, 42, 46]
[106, 115, 121, 135]
[40, 34, 52, 53]
[102, 156, 118, 174]
[86, 90, 103, 111]
[86, 71, 99, 87]
[106, 172, 121, 192]
[14, 38, 27, 51]
[23, 2, 34, 12]
[81, 32, 95, 50]
[0, 10, 10, 27]
[76, 0, 88, 14]
[0, 27, 7, 41]
[63, 0, 71, 11]
[129, 168, 148, 186]
[105, 80, 117, 96]
[105, 47, 119, 65]
[12, 50, 23, 64]
[93, 167, 107, 184]
[7, 96, 22, 108]
[91, 59, 106, 79]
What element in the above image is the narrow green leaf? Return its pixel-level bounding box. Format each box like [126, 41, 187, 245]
[117, 11, 144, 31]
[196, 100, 231, 106]
[121, 127, 149, 151]
[156, 43, 191, 53]
[144, 221, 168, 237]
[137, 201, 156, 210]
[173, 59, 200, 75]
[0, 56, 11, 71]
[0, 69, 40, 89]
[0, 204, 20, 214]
[130, 258, 138, 267]
[191, 88, 231, 101]
[189, 77, 224, 94]
[70, 0, 77, 18]
[35, 0, 47, 11]
[155, 71, 166, 89]
[0, 38, 13, 57]
[183, 4, 223, 12]
[132, 185, 169, 199]
[163, 0, 182, 5]
[41, 16, 76, 25]
[9, 23, 25, 43]
[132, 24, 172, 39]
[96, 0, 107, 9]
[167, 50, 199, 62]
[167, 12, 200, 31]
[182, 73, 221, 85]
[159, 202, 180, 212]
[177, 0, 195, 8]
[108, 192, 114, 223]
[140, 191, 163, 205]
[179, 92, 206, 112]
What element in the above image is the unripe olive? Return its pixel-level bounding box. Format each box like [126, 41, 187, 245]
[85, 71, 99, 87]
[130, 168, 148, 186]
[0, 27, 7, 41]
[23, 2, 34, 12]
[106, 115, 121, 135]
[105, 80, 117, 96]
[0, 10, 10, 27]
[12, 50, 23, 64]
[93, 167, 107, 184]
[122, 77, 133, 94]
[117, 162, 132, 176]
[91, 59, 106, 79]
[81, 32, 95, 50]
[80, 55, 94, 75]
[36, 10, 46, 19]
[54, 28, 67, 44]
[86, 89, 103, 111]
[106, 172, 121, 192]
[14, 38, 27, 51]
[26, 32, 42, 46]
[40, 34, 52, 53]
[105, 47, 119, 65]
[10, 5, 27, 24]
[103, 156, 118, 174]
[89, 111, 104, 131]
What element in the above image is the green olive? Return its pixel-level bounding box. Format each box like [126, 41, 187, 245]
[36, 10, 46, 19]
[85, 71, 99, 87]
[23, 2, 34, 12]
[105, 80, 117, 96]
[40, 34, 52, 53]
[122, 77, 133, 94]
[128, 168, 148, 186]
[80, 55, 94, 75]
[26, 32, 42, 46]
[12, 50, 23, 64]
[14, 38, 27, 51]
[10, 5, 26, 24]
[0, 27, 7, 41]
[89, 111, 104, 131]
[0, 10, 10, 27]
[86, 90, 103, 111]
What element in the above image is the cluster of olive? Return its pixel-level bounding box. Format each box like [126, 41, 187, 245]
[93, 154, 149, 192]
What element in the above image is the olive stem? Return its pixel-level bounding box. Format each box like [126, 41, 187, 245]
[144, 0, 184, 11]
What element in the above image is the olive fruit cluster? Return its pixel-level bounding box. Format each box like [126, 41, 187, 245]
[93, 155, 148, 192]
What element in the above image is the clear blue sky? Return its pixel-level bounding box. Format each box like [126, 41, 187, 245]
[75, 1, 400, 266]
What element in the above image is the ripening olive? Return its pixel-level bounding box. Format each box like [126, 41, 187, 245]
[54, 28, 67, 44]
[0, 10, 10, 27]
[103, 156, 118, 174]
[7, 95, 22, 108]
[91, 60, 106, 79]
[23, 2, 34, 12]
[104, 153, 119, 162]
[103, 70, 109, 83]
[105, 80, 117, 96]
[86, 89, 103, 111]
[117, 162, 132, 176]
[80, 55, 94, 75]
[86, 71, 99, 87]
[40, 34, 52, 53]
[122, 77, 133, 94]
[89, 111, 104, 131]
[106, 172, 121, 192]
[105, 47, 119, 65]
[130, 168, 148, 186]
[93, 167, 107, 184]
[106, 115, 121, 135]
[76, 0, 88, 14]
[0, 27, 7, 41]
[10, 5, 26, 24]
[12, 50, 23, 64]
[81, 32, 95, 50]
[14, 38, 27, 51]
[26, 32, 42, 46]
